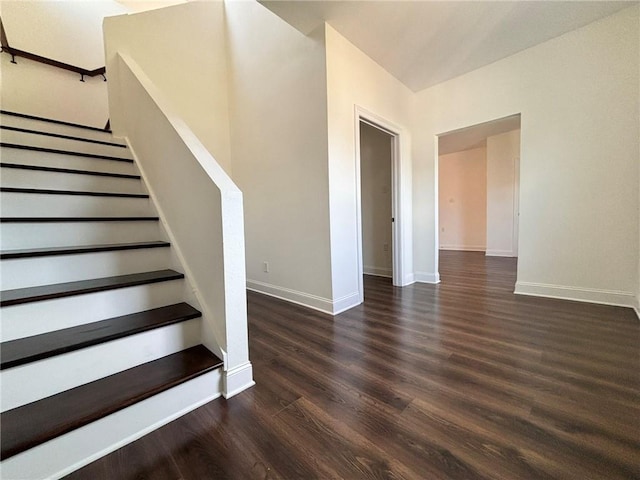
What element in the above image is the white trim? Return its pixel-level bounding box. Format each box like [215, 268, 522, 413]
[514, 281, 636, 308]
[332, 292, 362, 314]
[439, 245, 486, 252]
[403, 272, 416, 285]
[0, 369, 222, 480]
[633, 295, 640, 321]
[485, 249, 517, 257]
[363, 265, 392, 278]
[223, 361, 255, 398]
[415, 272, 441, 284]
[355, 106, 405, 300]
[246, 280, 360, 315]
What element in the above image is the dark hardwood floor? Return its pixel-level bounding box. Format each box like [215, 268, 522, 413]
[67, 251, 640, 479]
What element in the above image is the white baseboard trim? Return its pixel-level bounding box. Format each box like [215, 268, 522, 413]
[402, 273, 416, 286]
[246, 279, 360, 315]
[223, 361, 255, 398]
[439, 245, 485, 252]
[634, 296, 640, 321]
[514, 281, 637, 309]
[485, 249, 516, 257]
[363, 265, 392, 278]
[415, 271, 441, 284]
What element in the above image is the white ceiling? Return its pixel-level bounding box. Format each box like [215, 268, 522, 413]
[438, 114, 521, 155]
[260, 1, 635, 92]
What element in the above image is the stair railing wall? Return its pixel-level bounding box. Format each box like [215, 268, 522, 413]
[113, 52, 253, 398]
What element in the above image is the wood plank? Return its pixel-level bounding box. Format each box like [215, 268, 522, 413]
[0, 126, 126, 148]
[0, 143, 132, 163]
[1, 241, 170, 259]
[0, 345, 222, 460]
[0, 187, 148, 198]
[0, 269, 183, 306]
[0, 162, 140, 179]
[1, 303, 200, 369]
[66, 251, 640, 480]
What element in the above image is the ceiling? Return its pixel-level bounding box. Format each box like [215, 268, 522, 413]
[260, 1, 635, 92]
[438, 114, 521, 156]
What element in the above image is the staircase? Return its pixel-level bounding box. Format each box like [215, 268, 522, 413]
[0, 111, 224, 479]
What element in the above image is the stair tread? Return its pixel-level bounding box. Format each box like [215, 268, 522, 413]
[1, 303, 201, 370]
[0, 162, 140, 179]
[0, 269, 184, 307]
[0, 345, 222, 459]
[0, 126, 127, 148]
[0, 216, 159, 223]
[1, 110, 112, 133]
[0, 143, 133, 163]
[1, 241, 170, 259]
[0, 187, 149, 198]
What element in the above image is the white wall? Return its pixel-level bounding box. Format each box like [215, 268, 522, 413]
[486, 129, 520, 257]
[104, 1, 232, 173]
[413, 6, 639, 307]
[438, 147, 487, 251]
[0, 0, 126, 127]
[325, 24, 416, 302]
[225, 1, 334, 312]
[0, 54, 110, 128]
[360, 122, 393, 277]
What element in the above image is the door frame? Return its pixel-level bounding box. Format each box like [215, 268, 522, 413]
[354, 106, 404, 301]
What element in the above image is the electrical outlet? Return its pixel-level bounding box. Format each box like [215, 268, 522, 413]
[263, 261, 269, 273]
[383, 243, 389, 252]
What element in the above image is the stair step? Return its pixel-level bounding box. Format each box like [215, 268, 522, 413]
[1, 241, 169, 260]
[0, 162, 140, 179]
[0, 143, 133, 163]
[0, 216, 159, 223]
[0, 110, 111, 134]
[0, 345, 222, 460]
[0, 147, 137, 175]
[0, 126, 127, 148]
[1, 303, 201, 370]
[0, 269, 184, 307]
[0, 187, 148, 198]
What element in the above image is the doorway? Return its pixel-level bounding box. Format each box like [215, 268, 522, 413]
[435, 114, 521, 286]
[355, 110, 403, 302]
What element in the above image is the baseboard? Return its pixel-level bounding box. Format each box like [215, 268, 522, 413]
[415, 271, 440, 284]
[363, 265, 392, 278]
[485, 249, 516, 257]
[514, 281, 637, 309]
[403, 273, 416, 286]
[246, 279, 360, 315]
[439, 245, 485, 252]
[634, 296, 640, 321]
[223, 361, 255, 398]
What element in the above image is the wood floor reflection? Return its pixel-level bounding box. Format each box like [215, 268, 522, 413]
[67, 251, 640, 480]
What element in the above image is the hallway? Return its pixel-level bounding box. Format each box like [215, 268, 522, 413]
[69, 252, 640, 479]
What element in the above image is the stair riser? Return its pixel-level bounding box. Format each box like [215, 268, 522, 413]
[1, 280, 186, 341]
[1, 318, 201, 412]
[1, 248, 171, 290]
[0, 114, 118, 143]
[0, 147, 137, 175]
[1, 192, 153, 217]
[1, 221, 161, 249]
[0, 168, 144, 195]
[0, 130, 130, 158]
[0, 369, 221, 480]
